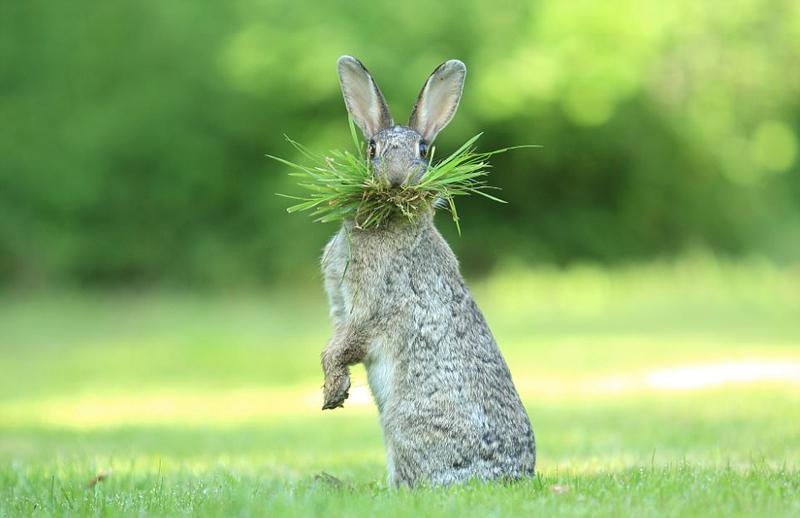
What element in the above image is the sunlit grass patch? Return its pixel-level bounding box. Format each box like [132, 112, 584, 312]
[2, 357, 799, 430]
[1, 259, 800, 515]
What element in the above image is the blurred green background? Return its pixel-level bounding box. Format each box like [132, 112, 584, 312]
[1, 0, 799, 288]
[2, 2, 800, 514]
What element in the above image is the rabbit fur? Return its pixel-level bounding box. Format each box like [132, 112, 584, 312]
[320, 55, 535, 487]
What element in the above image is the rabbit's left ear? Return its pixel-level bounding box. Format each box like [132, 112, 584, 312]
[409, 60, 466, 143]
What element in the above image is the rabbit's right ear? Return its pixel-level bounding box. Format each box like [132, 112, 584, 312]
[337, 56, 393, 140]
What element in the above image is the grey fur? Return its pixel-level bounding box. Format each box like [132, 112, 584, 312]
[337, 56, 393, 140]
[321, 56, 536, 487]
[409, 59, 467, 143]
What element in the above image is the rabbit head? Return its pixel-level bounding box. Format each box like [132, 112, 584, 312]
[337, 56, 466, 188]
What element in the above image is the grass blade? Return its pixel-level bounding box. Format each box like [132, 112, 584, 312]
[270, 125, 535, 231]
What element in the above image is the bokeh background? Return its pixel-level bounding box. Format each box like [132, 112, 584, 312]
[1, 1, 800, 514]
[2, 0, 799, 287]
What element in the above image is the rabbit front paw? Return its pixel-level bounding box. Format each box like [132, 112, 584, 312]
[322, 369, 351, 410]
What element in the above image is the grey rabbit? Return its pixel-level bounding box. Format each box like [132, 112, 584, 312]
[320, 55, 536, 487]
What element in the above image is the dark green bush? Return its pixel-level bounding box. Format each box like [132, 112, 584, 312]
[0, 1, 798, 287]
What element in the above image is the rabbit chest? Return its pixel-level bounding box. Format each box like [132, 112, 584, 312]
[322, 224, 425, 412]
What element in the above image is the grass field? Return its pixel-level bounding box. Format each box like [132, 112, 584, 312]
[1, 256, 799, 516]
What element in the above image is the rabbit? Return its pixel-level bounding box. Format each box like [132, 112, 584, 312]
[320, 55, 535, 487]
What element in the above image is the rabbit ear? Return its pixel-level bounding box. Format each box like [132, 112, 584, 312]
[408, 60, 466, 143]
[337, 56, 393, 140]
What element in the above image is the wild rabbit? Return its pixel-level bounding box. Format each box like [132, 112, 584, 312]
[321, 56, 535, 487]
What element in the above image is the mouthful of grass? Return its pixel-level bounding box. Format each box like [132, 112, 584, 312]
[268, 118, 535, 235]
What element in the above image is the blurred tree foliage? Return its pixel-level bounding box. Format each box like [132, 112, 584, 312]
[0, 0, 798, 288]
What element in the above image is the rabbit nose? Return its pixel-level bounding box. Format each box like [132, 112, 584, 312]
[386, 168, 406, 187]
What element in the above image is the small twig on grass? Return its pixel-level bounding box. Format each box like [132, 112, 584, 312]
[86, 469, 111, 489]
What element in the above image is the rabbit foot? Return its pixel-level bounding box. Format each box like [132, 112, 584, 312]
[322, 371, 351, 410]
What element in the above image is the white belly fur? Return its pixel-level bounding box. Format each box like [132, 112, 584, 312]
[365, 338, 393, 414]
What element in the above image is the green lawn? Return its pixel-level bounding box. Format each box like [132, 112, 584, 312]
[1, 257, 799, 516]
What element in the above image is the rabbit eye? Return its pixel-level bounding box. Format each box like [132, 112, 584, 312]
[418, 140, 428, 159]
[368, 139, 377, 159]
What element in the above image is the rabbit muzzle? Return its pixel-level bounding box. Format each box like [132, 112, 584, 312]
[372, 132, 428, 187]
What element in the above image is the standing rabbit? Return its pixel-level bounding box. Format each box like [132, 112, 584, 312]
[321, 56, 535, 487]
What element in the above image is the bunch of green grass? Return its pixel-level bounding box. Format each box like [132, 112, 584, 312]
[269, 119, 535, 234]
